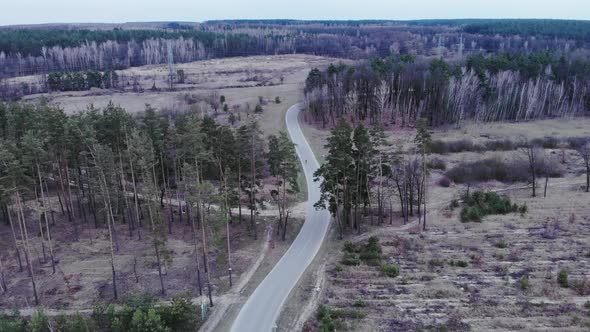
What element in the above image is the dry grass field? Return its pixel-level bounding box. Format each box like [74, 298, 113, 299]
[299, 118, 590, 331]
[20, 54, 341, 136]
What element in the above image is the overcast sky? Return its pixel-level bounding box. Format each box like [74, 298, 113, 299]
[2, 0, 589, 26]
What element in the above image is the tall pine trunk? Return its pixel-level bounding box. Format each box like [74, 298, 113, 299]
[37, 164, 56, 273]
[16, 192, 39, 305]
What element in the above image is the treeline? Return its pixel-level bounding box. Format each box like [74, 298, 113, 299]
[0, 29, 284, 78]
[0, 101, 299, 306]
[0, 28, 218, 55]
[304, 52, 590, 127]
[2, 18, 587, 79]
[46, 70, 119, 91]
[463, 19, 590, 41]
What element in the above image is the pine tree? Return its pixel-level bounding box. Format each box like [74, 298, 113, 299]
[314, 120, 354, 238]
[414, 119, 432, 230]
[267, 132, 300, 240]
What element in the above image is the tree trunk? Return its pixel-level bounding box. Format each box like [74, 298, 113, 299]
[586, 163, 589, 192]
[37, 164, 56, 274]
[56, 159, 73, 224]
[544, 176, 549, 198]
[16, 192, 39, 305]
[5, 205, 23, 271]
[237, 160, 242, 223]
[64, 159, 78, 238]
[188, 204, 203, 296]
[98, 171, 118, 300]
[250, 134, 257, 240]
[0, 256, 7, 293]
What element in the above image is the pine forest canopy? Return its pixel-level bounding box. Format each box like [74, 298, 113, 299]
[0, 100, 300, 307]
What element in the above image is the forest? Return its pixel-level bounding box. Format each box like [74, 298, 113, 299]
[0, 101, 300, 308]
[303, 52, 590, 127]
[1, 19, 588, 81]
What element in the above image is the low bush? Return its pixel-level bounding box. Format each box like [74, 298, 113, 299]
[0, 310, 26, 332]
[30, 309, 49, 332]
[91, 293, 199, 332]
[428, 258, 446, 268]
[519, 275, 530, 290]
[331, 308, 366, 319]
[316, 305, 336, 332]
[571, 278, 590, 296]
[341, 252, 361, 266]
[484, 139, 514, 151]
[460, 206, 483, 222]
[446, 158, 529, 183]
[438, 176, 452, 187]
[359, 236, 383, 266]
[494, 239, 508, 248]
[428, 157, 447, 170]
[316, 305, 366, 332]
[353, 299, 366, 307]
[55, 312, 94, 332]
[460, 191, 524, 222]
[341, 237, 383, 266]
[430, 136, 590, 155]
[558, 269, 569, 288]
[381, 263, 400, 278]
[430, 139, 476, 154]
[449, 260, 469, 268]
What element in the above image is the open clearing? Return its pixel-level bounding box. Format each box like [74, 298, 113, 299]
[21, 54, 341, 136]
[296, 118, 590, 331]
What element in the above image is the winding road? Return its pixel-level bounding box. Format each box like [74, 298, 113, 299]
[230, 104, 331, 332]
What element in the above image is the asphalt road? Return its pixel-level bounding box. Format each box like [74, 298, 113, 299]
[230, 104, 331, 332]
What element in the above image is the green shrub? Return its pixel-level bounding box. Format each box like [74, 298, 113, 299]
[341, 252, 361, 266]
[520, 275, 530, 290]
[56, 312, 93, 332]
[381, 263, 400, 278]
[558, 269, 569, 288]
[428, 157, 447, 170]
[449, 260, 468, 268]
[584, 301, 590, 310]
[317, 305, 335, 332]
[519, 204, 528, 215]
[460, 206, 481, 222]
[331, 308, 366, 319]
[359, 236, 383, 265]
[157, 295, 199, 331]
[129, 308, 169, 332]
[343, 241, 359, 253]
[0, 310, 26, 332]
[428, 258, 446, 268]
[460, 191, 521, 222]
[353, 299, 366, 307]
[494, 239, 508, 248]
[30, 309, 49, 332]
[341, 237, 383, 266]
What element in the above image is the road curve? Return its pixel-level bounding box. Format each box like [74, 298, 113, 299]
[230, 104, 331, 332]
